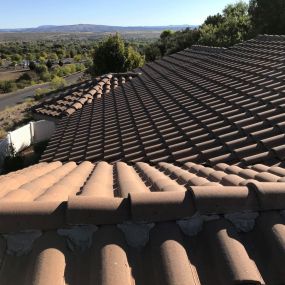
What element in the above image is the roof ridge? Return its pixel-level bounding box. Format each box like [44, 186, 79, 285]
[191, 44, 227, 51]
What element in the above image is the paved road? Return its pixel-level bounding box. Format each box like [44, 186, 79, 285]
[0, 72, 84, 111]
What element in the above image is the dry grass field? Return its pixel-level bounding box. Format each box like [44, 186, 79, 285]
[0, 70, 29, 81]
[0, 98, 36, 139]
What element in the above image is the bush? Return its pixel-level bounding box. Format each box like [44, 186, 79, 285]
[40, 72, 51, 82]
[144, 44, 162, 62]
[16, 80, 30, 89]
[75, 63, 85, 72]
[34, 88, 52, 100]
[16, 72, 32, 82]
[51, 76, 66, 89]
[29, 61, 36, 71]
[46, 59, 53, 69]
[35, 64, 48, 75]
[74, 54, 82, 62]
[0, 81, 17, 93]
[3, 144, 24, 173]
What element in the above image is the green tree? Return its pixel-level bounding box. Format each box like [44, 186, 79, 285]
[74, 54, 82, 62]
[11, 54, 22, 62]
[160, 30, 173, 41]
[26, 53, 35, 61]
[40, 72, 51, 82]
[35, 64, 48, 75]
[199, 1, 251, 47]
[40, 52, 48, 59]
[29, 61, 36, 71]
[125, 46, 145, 70]
[204, 14, 224, 26]
[46, 59, 53, 69]
[38, 57, 46, 64]
[249, 0, 285, 35]
[49, 53, 58, 62]
[0, 81, 17, 93]
[92, 34, 145, 75]
[144, 44, 162, 61]
[51, 76, 66, 89]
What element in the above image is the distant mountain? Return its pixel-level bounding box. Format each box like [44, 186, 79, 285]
[0, 24, 197, 33]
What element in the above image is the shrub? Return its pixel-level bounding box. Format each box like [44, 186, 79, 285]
[0, 81, 17, 93]
[29, 61, 36, 71]
[40, 72, 51, 82]
[3, 144, 24, 173]
[34, 88, 52, 100]
[51, 76, 66, 89]
[16, 72, 32, 82]
[16, 80, 30, 89]
[75, 63, 85, 72]
[35, 64, 48, 75]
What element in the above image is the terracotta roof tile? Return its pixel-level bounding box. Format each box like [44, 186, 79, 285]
[3, 34, 285, 285]
[1, 160, 285, 284]
[32, 73, 139, 119]
[41, 35, 285, 165]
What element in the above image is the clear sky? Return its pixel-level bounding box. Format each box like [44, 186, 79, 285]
[0, 0, 247, 29]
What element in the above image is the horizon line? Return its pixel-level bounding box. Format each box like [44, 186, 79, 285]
[0, 23, 200, 30]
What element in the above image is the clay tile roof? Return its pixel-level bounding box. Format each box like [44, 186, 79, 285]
[32, 72, 139, 119]
[41, 35, 285, 165]
[1, 160, 285, 284]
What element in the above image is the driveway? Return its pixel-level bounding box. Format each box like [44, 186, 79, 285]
[0, 71, 84, 111]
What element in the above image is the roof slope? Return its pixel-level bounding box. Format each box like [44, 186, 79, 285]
[32, 73, 138, 118]
[0, 160, 285, 284]
[41, 35, 285, 165]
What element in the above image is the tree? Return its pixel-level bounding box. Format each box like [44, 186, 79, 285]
[249, 0, 285, 35]
[51, 76, 66, 89]
[125, 46, 145, 71]
[40, 52, 48, 59]
[0, 81, 17, 93]
[16, 73, 32, 82]
[160, 30, 173, 41]
[74, 54, 82, 62]
[92, 34, 145, 75]
[11, 54, 22, 63]
[38, 57, 46, 64]
[46, 59, 53, 69]
[40, 72, 51, 82]
[144, 44, 162, 62]
[29, 61, 36, 71]
[204, 14, 224, 26]
[35, 64, 48, 75]
[199, 1, 251, 47]
[49, 53, 58, 62]
[26, 53, 35, 61]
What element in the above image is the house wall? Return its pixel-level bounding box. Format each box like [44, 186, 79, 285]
[0, 120, 56, 165]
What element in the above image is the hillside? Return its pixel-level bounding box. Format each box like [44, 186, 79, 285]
[0, 24, 197, 33]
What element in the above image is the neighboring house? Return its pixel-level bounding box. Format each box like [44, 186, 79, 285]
[0, 35, 285, 285]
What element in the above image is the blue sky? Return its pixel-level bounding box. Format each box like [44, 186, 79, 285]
[1, 0, 247, 28]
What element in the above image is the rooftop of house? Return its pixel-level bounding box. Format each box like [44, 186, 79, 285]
[40, 35, 285, 166]
[32, 72, 139, 118]
[0, 160, 285, 284]
[1, 35, 285, 285]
